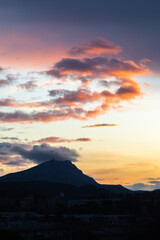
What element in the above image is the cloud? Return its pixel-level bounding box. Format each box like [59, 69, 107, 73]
[0, 74, 16, 87]
[34, 136, 91, 144]
[0, 77, 143, 123]
[0, 98, 17, 107]
[0, 127, 14, 131]
[127, 183, 152, 191]
[0, 142, 79, 165]
[0, 38, 150, 124]
[0, 137, 19, 141]
[148, 180, 160, 184]
[49, 88, 102, 106]
[3, 159, 29, 166]
[0, 0, 159, 71]
[146, 177, 160, 181]
[76, 138, 91, 142]
[46, 56, 147, 79]
[126, 180, 160, 191]
[68, 38, 122, 55]
[0, 108, 86, 123]
[82, 123, 118, 128]
[18, 80, 37, 91]
[99, 80, 120, 87]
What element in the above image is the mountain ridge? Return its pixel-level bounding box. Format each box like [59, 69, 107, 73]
[0, 159, 131, 194]
[0, 159, 97, 187]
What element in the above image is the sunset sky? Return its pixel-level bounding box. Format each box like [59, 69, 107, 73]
[0, 0, 160, 191]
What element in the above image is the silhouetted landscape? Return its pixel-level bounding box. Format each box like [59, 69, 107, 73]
[0, 160, 160, 239]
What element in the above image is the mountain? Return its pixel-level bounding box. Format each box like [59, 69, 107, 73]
[0, 159, 96, 187]
[0, 159, 131, 194]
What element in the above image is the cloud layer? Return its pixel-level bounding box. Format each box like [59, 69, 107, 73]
[0, 142, 79, 166]
[0, 38, 150, 124]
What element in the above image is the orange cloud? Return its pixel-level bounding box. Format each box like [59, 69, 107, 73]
[68, 38, 122, 55]
[46, 57, 149, 81]
[49, 88, 102, 106]
[0, 38, 151, 124]
[0, 76, 144, 123]
[143, 82, 151, 87]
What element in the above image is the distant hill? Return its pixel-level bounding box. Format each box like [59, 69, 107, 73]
[99, 184, 131, 194]
[0, 159, 131, 194]
[0, 182, 114, 199]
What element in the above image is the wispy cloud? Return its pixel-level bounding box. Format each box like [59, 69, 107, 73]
[0, 127, 14, 131]
[34, 136, 91, 144]
[0, 74, 16, 87]
[18, 80, 37, 91]
[82, 123, 118, 128]
[0, 137, 19, 141]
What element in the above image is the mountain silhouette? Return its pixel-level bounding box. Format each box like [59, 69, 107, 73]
[0, 159, 96, 187]
[0, 159, 130, 194]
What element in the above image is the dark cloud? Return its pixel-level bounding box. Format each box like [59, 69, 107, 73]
[15, 144, 79, 163]
[49, 89, 72, 97]
[82, 123, 118, 128]
[55, 57, 100, 72]
[116, 86, 137, 95]
[46, 56, 147, 81]
[148, 180, 160, 184]
[99, 80, 120, 88]
[0, 142, 79, 165]
[68, 38, 122, 55]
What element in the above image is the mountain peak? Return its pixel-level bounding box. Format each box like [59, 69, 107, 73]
[0, 159, 96, 187]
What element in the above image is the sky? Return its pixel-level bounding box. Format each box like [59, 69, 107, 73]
[0, 0, 159, 191]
